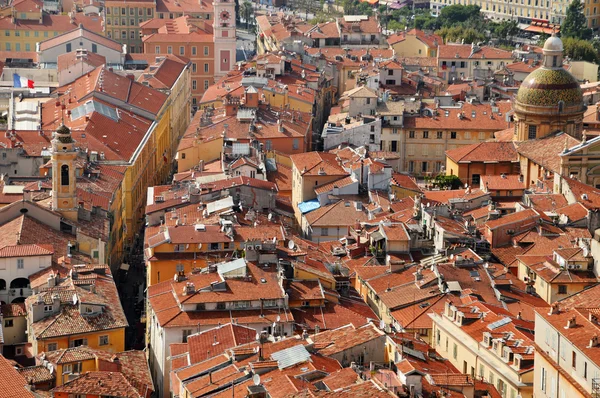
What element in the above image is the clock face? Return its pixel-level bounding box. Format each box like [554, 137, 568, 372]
[220, 10, 230, 21]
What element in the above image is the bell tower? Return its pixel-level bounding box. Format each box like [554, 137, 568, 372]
[213, 0, 236, 79]
[51, 125, 78, 222]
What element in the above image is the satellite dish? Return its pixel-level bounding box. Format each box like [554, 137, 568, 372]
[276, 315, 281, 322]
[48, 364, 54, 374]
[379, 320, 385, 329]
[272, 322, 277, 329]
[465, 183, 468, 188]
[255, 333, 260, 341]
[198, 243, 202, 249]
[174, 274, 178, 281]
[253, 374, 261, 386]
[268, 213, 273, 221]
[288, 240, 295, 250]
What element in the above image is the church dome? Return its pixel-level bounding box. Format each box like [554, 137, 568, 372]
[543, 34, 563, 52]
[516, 67, 583, 108]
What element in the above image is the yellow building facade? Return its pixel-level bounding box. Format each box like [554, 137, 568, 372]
[104, 0, 155, 53]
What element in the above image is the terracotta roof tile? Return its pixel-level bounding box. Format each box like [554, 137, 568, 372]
[445, 142, 517, 163]
[0, 355, 35, 397]
[310, 323, 384, 356]
[17, 365, 54, 384]
[515, 133, 580, 173]
[26, 271, 127, 340]
[187, 323, 256, 364]
[39, 25, 122, 52]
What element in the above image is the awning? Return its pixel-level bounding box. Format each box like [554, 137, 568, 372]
[524, 23, 559, 34]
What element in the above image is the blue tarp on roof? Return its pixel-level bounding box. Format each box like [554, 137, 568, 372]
[298, 199, 320, 214]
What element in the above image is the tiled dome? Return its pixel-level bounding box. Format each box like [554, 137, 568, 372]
[516, 68, 582, 108]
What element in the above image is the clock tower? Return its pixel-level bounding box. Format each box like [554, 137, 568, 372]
[213, 0, 236, 79]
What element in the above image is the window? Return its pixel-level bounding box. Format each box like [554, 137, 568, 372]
[422, 162, 428, 173]
[92, 43, 97, 53]
[121, 31, 126, 39]
[130, 30, 135, 39]
[204, 63, 209, 73]
[179, 46, 185, 55]
[4, 319, 13, 327]
[5, 43, 10, 51]
[155, 46, 160, 54]
[47, 343, 58, 352]
[17, 258, 24, 269]
[558, 285, 567, 294]
[121, 7, 126, 14]
[70, 338, 87, 348]
[450, 132, 457, 139]
[528, 125, 537, 139]
[44, 305, 53, 313]
[423, 131, 429, 139]
[321, 228, 328, 236]
[192, 63, 197, 73]
[293, 139, 299, 150]
[210, 242, 219, 250]
[408, 161, 414, 172]
[453, 343, 457, 359]
[174, 244, 185, 252]
[572, 351, 577, 369]
[584, 362, 588, 379]
[192, 80, 197, 90]
[216, 302, 226, 310]
[92, 250, 99, 259]
[192, 46, 197, 55]
[204, 46, 209, 55]
[129, 7, 134, 14]
[99, 335, 109, 346]
[366, 98, 371, 105]
[437, 131, 443, 139]
[409, 131, 415, 138]
[130, 19, 134, 26]
[464, 131, 470, 139]
[204, 80, 209, 90]
[167, 46, 172, 54]
[182, 329, 193, 343]
[25, 43, 30, 51]
[541, 367, 547, 392]
[553, 56, 558, 67]
[265, 140, 272, 150]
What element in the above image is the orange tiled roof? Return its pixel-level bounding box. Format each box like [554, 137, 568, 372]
[0, 354, 35, 397]
[446, 141, 517, 163]
[39, 25, 122, 52]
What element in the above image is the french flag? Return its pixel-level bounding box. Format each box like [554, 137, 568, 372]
[13, 73, 34, 89]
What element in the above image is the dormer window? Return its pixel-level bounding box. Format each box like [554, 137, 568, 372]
[85, 307, 93, 314]
[44, 305, 53, 313]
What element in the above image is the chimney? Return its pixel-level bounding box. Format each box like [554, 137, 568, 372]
[565, 316, 576, 329]
[588, 334, 599, 348]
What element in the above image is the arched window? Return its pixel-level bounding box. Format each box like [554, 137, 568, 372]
[61, 164, 69, 186]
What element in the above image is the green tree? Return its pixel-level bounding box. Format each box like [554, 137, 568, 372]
[240, 1, 253, 30]
[438, 4, 482, 27]
[493, 20, 518, 43]
[562, 36, 600, 63]
[562, 0, 593, 40]
[436, 26, 485, 44]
